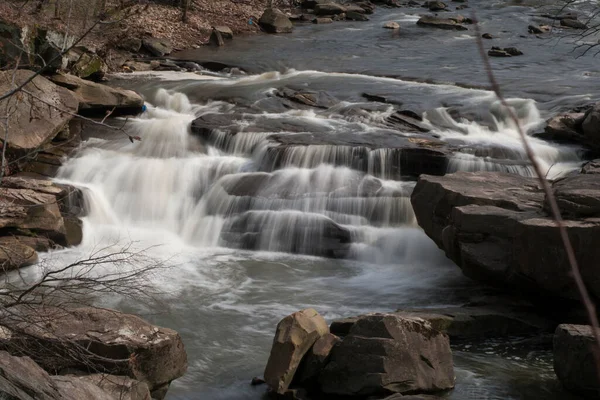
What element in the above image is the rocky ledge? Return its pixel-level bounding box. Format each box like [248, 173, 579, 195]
[410, 161, 600, 303]
[0, 307, 187, 400]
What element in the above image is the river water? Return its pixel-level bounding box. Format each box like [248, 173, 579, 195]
[31, 0, 600, 398]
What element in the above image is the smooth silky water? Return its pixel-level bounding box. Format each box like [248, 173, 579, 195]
[19, 0, 600, 398]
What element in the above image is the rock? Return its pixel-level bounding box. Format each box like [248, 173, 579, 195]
[71, 52, 108, 80]
[319, 314, 454, 396]
[554, 324, 600, 398]
[259, 8, 294, 33]
[295, 333, 341, 383]
[543, 103, 600, 152]
[542, 12, 578, 21]
[251, 377, 266, 385]
[0, 350, 63, 399]
[482, 33, 493, 39]
[417, 15, 468, 30]
[330, 317, 360, 336]
[528, 25, 550, 34]
[561, 18, 588, 29]
[209, 29, 225, 46]
[0, 307, 187, 399]
[123, 61, 155, 72]
[426, 1, 447, 11]
[141, 37, 173, 57]
[332, 13, 346, 21]
[448, 14, 471, 24]
[49, 73, 144, 115]
[264, 309, 329, 394]
[51, 376, 117, 400]
[73, 374, 152, 400]
[275, 88, 339, 109]
[118, 37, 143, 53]
[314, 3, 346, 15]
[0, 22, 31, 68]
[0, 237, 38, 272]
[214, 25, 234, 39]
[411, 171, 600, 302]
[313, 17, 334, 24]
[504, 47, 523, 56]
[0, 70, 78, 152]
[346, 11, 369, 21]
[345, 4, 368, 13]
[383, 21, 400, 29]
[355, 1, 376, 13]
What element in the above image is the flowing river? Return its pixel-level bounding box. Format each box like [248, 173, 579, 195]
[26, 0, 600, 398]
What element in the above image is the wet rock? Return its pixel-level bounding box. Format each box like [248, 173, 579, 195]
[142, 37, 173, 56]
[504, 47, 523, 56]
[482, 33, 493, 39]
[561, 18, 588, 29]
[275, 88, 339, 109]
[488, 47, 511, 57]
[0, 70, 78, 152]
[319, 313, 454, 396]
[313, 17, 334, 24]
[417, 15, 468, 30]
[264, 309, 329, 394]
[259, 8, 294, 33]
[251, 377, 266, 385]
[49, 73, 144, 115]
[214, 25, 234, 39]
[554, 324, 600, 398]
[346, 11, 369, 21]
[0, 307, 187, 399]
[425, 1, 448, 11]
[295, 333, 340, 384]
[528, 25, 550, 34]
[383, 21, 400, 29]
[411, 171, 600, 302]
[543, 103, 600, 152]
[209, 28, 225, 46]
[387, 111, 430, 132]
[315, 3, 346, 15]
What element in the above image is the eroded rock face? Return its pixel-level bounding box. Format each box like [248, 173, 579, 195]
[319, 314, 454, 396]
[264, 309, 329, 394]
[49, 73, 144, 115]
[554, 324, 600, 398]
[0, 70, 78, 152]
[0, 307, 187, 399]
[259, 8, 294, 33]
[410, 170, 600, 302]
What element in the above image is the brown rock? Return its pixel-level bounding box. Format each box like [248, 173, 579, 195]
[259, 8, 294, 34]
[0, 350, 63, 399]
[319, 314, 454, 396]
[214, 26, 234, 39]
[296, 333, 340, 383]
[264, 308, 329, 394]
[417, 15, 467, 30]
[0, 70, 78, 152]
[0, 307, 187, 398]
[74, 374, 152, 400]
[0, 236, 38, 272]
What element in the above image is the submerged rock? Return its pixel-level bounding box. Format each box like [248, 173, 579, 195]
[554, 324, 600, 398]
[560, 18, 588, 29]
[264, 309, 329, 394]
[383, 21, 400, 29]
[259, 8, 294, 33]
[319, 313, 454, 396]
[417, 15, 468, 30]
[488, 47, 523, 57]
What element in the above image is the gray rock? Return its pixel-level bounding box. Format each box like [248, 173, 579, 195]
[554, 324, 600, 398]
[264, 309, 329, 394]
[426, 1, 447, 11]
[142, 37, 173, 56]
[259, 8, 294, 33]
[71, 52, 108, 80]
[561, 18, 588, 29]
[543, 103, 600, 152]
[315, 3, 346, 15]
[118, 37, 143, 53]
[346, 11, 369, 21]
[319, 313, 454, 396]
[214, 25, 234, 39]
[417, 15, 468, 30]
[0, 350, 64, 399]
[313, 17, 334, 24]
[383, 21, 400, 29]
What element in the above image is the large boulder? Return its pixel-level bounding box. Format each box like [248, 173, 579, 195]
[0, 307, 187, 399]
[314, 3, 346, 15]
[141, 38, 173, 57]
[49, 73, 144, 115]
[264, 309, 329, 394]
[259, 8, 294, 33]
[319, 314, 454, 396]
[64, 374, 152, 400]
[71, 52, 109, 80]
[417, 15, 468, 30]
[295, 333, 340, 384]
[0, 70, 78, 152]
[554, 324, 600, 398]
[410, 170, 600, 302]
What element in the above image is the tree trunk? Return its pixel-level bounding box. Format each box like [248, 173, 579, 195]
[181, 0, 190, 23]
